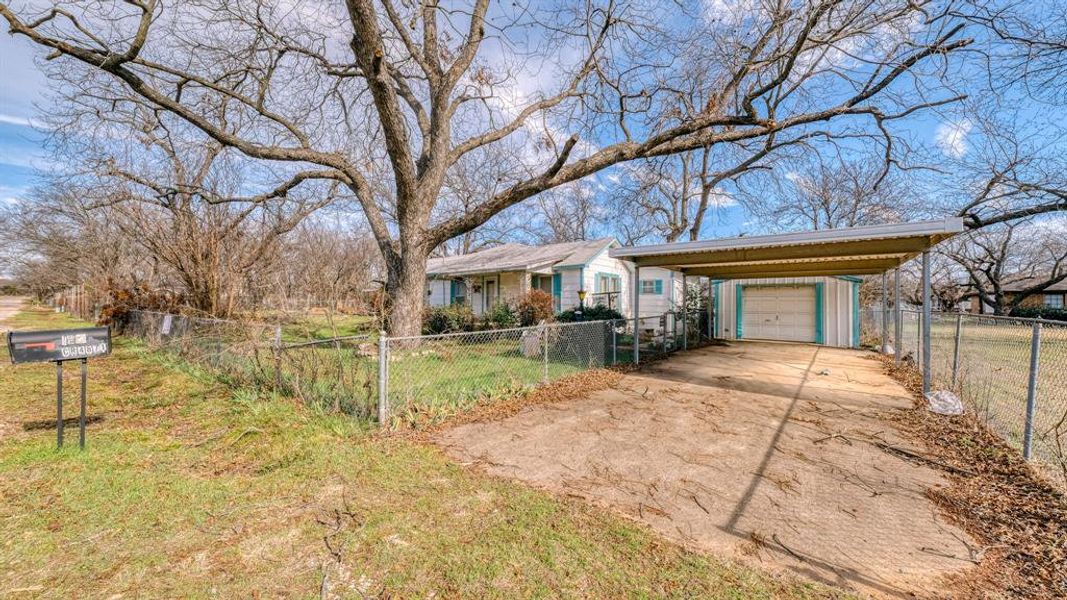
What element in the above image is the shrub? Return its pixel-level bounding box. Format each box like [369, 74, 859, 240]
[1009, 306, 1067, 322]
[422, 304, 476, 334]
[516, 290, 555, 326]
[482, 302, 520, 329]
[556, 304, 624, 322]
[99, 281, 184, 328]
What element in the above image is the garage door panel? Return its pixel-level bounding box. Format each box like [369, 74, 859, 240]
[742, 285, 817, 343]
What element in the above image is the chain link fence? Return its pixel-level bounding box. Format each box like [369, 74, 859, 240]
[119, 308, 712, 426]
[380, 310, 712, 426]
[120, 310, 380, 417]
[866, 308, 1067, 489]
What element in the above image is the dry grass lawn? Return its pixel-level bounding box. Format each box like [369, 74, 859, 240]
[0, 303, 847, 599]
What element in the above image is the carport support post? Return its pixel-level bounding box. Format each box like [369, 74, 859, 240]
[1023, 322, 1042, 460]
[706, 277, 713, 340]
[633, 265, 640, 365]
[894, 268, 902, 365]
[921, 250, 932, 397]
[681, 274, 688, 350]
[881, 272, 888, 352]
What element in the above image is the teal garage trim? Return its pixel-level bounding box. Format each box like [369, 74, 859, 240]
[851, 280, 861, 348]
[735, 283, 744, 339]
[814, 282, 825, 345]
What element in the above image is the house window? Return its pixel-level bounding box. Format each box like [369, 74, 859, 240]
[640, 279, 663, 295]
[1046, 294, 1064, 309]
[531, 275, 552, 292]
[596, 274, 621, 293]
[452, 280, 467, 305]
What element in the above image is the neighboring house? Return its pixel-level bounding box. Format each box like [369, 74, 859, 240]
[960, 277, 1067, 314]
[709, 276, 863, 348]
[425, 238, 682, 318]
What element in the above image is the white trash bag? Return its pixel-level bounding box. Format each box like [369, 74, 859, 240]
[926, 390, 963, 415]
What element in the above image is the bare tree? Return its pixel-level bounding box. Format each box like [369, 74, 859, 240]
[270, 222, 382, 312]
[41, 89, 335, 317]
[0, 182, 149, 298]
[2, 0, 973, 334]
[953, 0, 1067, 103]
[945, 219, 1067, 314]
[748, 155, 920, 231]
[947, 113, 1067, 230]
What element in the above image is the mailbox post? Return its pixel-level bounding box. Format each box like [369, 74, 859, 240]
[7, 327, 111, 449]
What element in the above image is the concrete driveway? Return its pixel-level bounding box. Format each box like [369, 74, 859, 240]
[0, 296, 26, 325]
[437, 341, 977, 598]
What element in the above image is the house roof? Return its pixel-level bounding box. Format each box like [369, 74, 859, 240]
[609, 218, 965, 279]
[427, 238, 617, 278]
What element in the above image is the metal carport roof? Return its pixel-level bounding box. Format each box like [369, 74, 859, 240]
[608, 218, 965, 278]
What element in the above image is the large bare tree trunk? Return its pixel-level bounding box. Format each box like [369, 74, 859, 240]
[383, 247, 428, 337]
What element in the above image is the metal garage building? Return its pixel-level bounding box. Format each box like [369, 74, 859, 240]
[610, 218, 966, 381]
[711, 276, 861, 348]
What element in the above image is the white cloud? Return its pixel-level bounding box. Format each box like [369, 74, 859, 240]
[934, 119, 973, 158]
[705, 186, 737, 208]
[0, 113, 39, 128]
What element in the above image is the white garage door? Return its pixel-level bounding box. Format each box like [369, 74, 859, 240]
[741, 285, 817, 343]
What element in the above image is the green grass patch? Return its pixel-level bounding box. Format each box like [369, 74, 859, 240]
[280, 313, 375, 342]
[0, 305, 847, 598]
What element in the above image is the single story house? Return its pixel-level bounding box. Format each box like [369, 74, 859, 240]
[427, 237, 864, 348]
[425, 238, 682, 318]
[960, 276, 1067, 314]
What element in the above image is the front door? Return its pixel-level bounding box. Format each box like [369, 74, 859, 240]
[484, 278, 497, 312]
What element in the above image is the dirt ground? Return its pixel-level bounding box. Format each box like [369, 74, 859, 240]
[437, 341, 980, 598]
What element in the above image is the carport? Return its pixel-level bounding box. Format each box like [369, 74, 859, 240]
[609, 218, 966, 395]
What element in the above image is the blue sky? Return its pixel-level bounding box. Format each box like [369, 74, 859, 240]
[0, 28, 49, 205]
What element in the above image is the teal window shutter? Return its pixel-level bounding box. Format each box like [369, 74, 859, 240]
[552, 273, 562, 311]
[735, 284, 743, 339]
[654, 280, 663, 295]
[449, 280, 456, 304]
[814, 282, 826, 345]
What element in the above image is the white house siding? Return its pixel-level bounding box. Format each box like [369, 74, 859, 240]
[582, 250, 633, 316]
[712, 276, 859, 348]
[427, 279, 450, 308]
[556, 268, 584, 311]
[633, 266, 685, 318]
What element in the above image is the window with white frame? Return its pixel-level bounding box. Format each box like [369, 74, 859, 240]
[1046, 294, 1064, 309]
[596, 274, 621, 293]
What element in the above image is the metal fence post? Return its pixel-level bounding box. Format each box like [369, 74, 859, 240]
[950, 313, 963, 388]
[542, 324, 549, 383]
[1023, 321, 1042, 460]
[611, 320, 617, 365]
[377, 332, 389, 425]
[880, 272, 888, 352]
[662, 314, 669, 354]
